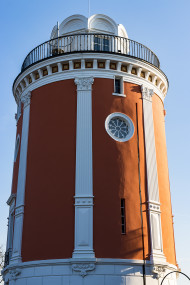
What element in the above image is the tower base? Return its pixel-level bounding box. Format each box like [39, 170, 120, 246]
[3, 258, 178, 285]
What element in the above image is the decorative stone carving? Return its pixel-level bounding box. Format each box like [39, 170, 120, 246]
[21, 91, 31, 108]
[72, 263, 95, 277]
[141, 85, 154, 101]
[152, 265, 166, 279]
[148, 202, 160, 212]
[9, 269, 21, 280]
[75, 77, 94, 91]
[75, 197, 93, 206]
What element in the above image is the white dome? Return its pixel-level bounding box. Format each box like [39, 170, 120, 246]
[50, 14, 128, 38]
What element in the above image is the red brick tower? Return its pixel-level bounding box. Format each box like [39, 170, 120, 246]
[3, 14, 177, 285]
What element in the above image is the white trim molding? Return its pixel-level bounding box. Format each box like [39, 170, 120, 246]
[13, 53, 168, 104]
[141, 85, 166, 263]
[73, 77, 95, 259]
[2, 258, 177, 285]
[10, 91, 31, 264]
[112, 93, 126, 97]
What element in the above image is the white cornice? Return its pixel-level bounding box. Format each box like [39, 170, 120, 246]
[2, 257, 178, 284]
[14, 53, 167, 88]
[17, 69, 165, 103]
[13, 53, 168, 103]
[3, 257, 177, 272]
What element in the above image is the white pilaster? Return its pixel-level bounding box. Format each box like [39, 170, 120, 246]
[72, 77, 95, 259]
[10, 91, 31, 264]
[141, 85, 166, 263]
[5, 194, 16, 265]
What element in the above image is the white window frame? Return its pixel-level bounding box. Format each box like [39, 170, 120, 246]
[105, 112, 134, 142]
[112, 76, 126, 97]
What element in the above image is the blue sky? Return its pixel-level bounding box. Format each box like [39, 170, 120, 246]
[0, 0, 190, 283]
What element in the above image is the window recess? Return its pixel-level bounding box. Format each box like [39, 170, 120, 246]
[112, 77, 126, 97]
[121, 198, 126, 234]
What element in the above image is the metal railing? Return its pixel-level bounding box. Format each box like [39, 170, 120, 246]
[21, 33, 160, 72]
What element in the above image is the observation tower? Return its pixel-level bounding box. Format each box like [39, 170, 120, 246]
[3, 14, 177, 285]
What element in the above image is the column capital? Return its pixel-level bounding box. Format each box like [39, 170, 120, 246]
[21, 91, 31, 108]
[75, 77, 94, 91]
[141, 85, 154, 101]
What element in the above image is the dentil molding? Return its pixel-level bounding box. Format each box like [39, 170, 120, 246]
[13, 53, 168, 105]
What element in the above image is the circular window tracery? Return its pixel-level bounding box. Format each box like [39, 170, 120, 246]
[108, 117, 129, 139]
[105, 113, 134, 142]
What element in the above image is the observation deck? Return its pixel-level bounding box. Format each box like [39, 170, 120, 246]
[21, 34, 160, 72]
[13, 14, 168, 103]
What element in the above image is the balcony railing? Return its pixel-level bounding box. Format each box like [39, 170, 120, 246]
[21, 33, 160, 72]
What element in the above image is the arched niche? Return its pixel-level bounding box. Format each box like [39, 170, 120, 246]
[88, 14, 118, 35]
[51, 15, 88, 38]
[50, 14, 128, 39]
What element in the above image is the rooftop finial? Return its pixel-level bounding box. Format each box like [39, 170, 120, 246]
[88, 0, 90, 17]
[57, 21, 59, 38]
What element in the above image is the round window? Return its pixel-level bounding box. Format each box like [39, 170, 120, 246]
[105, 113, 134, 142]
